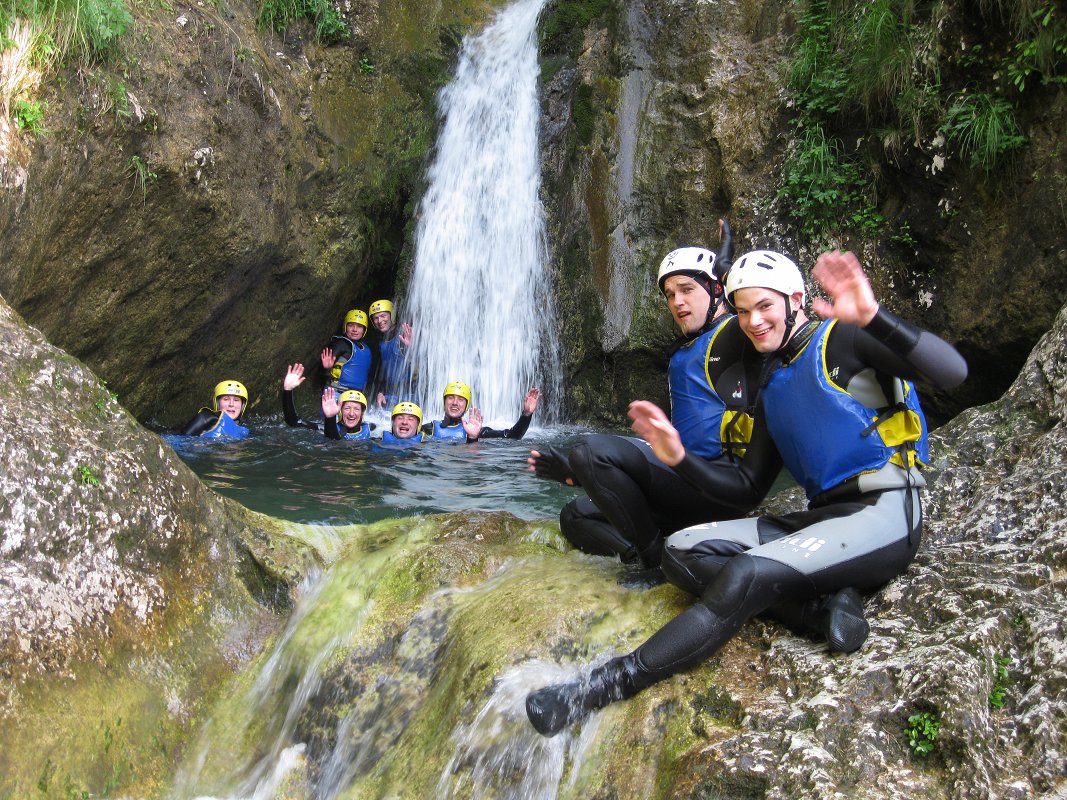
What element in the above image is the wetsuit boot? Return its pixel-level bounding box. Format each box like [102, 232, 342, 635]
[810, 588, 869, 653]
[525, 654, 643, 737]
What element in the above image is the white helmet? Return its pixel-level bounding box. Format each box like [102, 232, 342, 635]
[657, 247, 717, 295]
[725, 250, 806, 305]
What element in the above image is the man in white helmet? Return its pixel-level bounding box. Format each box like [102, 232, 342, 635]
[525, 249, 968, 737]
[529, 220, 762, 571]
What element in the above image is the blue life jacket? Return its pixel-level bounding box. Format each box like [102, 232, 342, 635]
[431, 420, 467, 441]
[337, 342, 372, 391]
[328, 335, 356, 382]
[378, 335, 409, 388]
[762, 320, 930, 500]
[339, 422, 371, 440]
[381, 430, 425, 447]
[201, 411, 250, 440]
[668, 315, 750, 459]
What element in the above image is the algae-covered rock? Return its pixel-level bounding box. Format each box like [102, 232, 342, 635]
[0, 292, 320, 796]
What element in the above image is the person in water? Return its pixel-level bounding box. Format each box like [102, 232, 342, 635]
[382, 401, 426, 445]
[424, 380, 541, 442]
[321, 388, 375, 440]
[320, 309, 376, 393]
[525, 249, 968, 737]
[368, 299, 414, 409]
[179, 379, 251, 439]
[529, 220, 763, 569]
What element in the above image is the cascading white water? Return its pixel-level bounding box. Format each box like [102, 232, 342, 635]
[404, 0, 560, 426]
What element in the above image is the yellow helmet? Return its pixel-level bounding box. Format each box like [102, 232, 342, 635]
[391, 401, 423, 424]
[212, 379, 248, 410]
[442, 381, 472, 406]
[343, 309, 369, 328]
[368, 299, 394, 316]
[338, 390, 368, 409]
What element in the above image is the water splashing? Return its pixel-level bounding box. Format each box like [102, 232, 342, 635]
[404, 0, 561, 425]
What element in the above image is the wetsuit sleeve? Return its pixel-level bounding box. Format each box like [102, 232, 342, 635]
[281, 387, 319, 430]
[179, 410, 218, 436]
[672, 401, 784, 510]
[421, 421, 433, 435]
[474, 412, 533, 440]
[860, 307, 968, 388]
[323, 415, 342, 440]
[829, 308, 968, 389]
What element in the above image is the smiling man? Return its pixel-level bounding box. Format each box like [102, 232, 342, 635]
[529, 221, 763, 571]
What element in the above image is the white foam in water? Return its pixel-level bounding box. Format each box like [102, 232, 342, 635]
[403, 0, 561, 426]
[436, 660, 604, 800]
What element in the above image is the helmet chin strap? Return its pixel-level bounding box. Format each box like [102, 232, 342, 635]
[775, 295, 798, 354]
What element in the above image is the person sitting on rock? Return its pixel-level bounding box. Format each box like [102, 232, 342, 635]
[179, 379, 251, 439]
[424, 380, 540, 442]
[525, 249, 968, 738]
[528, 220, 760, 570]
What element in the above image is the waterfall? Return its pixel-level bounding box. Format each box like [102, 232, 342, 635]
[403, 0, 561, 426]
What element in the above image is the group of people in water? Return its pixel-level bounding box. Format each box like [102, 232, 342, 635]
[175, 225, 968, 741]
[179, 298, 542, 445]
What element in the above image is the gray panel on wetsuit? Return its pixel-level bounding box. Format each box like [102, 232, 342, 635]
[748, 488, 920, 576]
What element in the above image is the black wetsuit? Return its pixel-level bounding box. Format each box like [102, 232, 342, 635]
[319, 336, 379, 392]
[179, 410, 229, 436]
[282, 387, 319, 431]
[525, 307, 967, 736]
[558, 315, 763, 568]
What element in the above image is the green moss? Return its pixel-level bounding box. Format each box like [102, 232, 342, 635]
[539, 0, 617, 57]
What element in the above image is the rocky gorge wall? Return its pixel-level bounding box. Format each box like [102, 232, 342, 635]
[542, 0, 1067, 426]
[0, 0, 500, 427]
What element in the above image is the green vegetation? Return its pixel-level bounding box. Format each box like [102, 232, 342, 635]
[128, 153, 156, 201]
[76, 465, 100, 486]
[989, 655, 1011, 709]
[0, 0, 132, 67]
[906, 710, 941, 757]
[12, 97, 46, 133]
[257, 0, 348, 44]
[780, 0, 1065, 240]
[539, 0, 615, 57]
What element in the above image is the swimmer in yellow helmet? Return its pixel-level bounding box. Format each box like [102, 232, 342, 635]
[424, 380, 541, 442]
[381, 401, 425, 445]
[180, 379, 251, 439]
[368, 299, 414, 409]
[319, 309, 376, 394]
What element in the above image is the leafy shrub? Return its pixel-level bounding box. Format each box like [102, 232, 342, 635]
[258, 0, 348, 44]
[943, 91, 1026, 172]
[12, 98, 46, 133]
[906, 711, 941, 757]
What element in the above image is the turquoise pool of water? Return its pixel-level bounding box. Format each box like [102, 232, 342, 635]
[163, 420, 601, 526]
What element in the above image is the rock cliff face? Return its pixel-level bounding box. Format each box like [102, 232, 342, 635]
[542, 0, 1067, 425]
[0, 0, 499, 426]
[0, 292, 316, 795]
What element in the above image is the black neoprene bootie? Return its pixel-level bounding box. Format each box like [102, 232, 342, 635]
[813, 588, 869, 653]
[525, 654, 641, 737]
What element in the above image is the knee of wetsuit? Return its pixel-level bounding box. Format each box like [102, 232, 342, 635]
[660, 546, 707, 596]
[698, 554, 800, 620]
